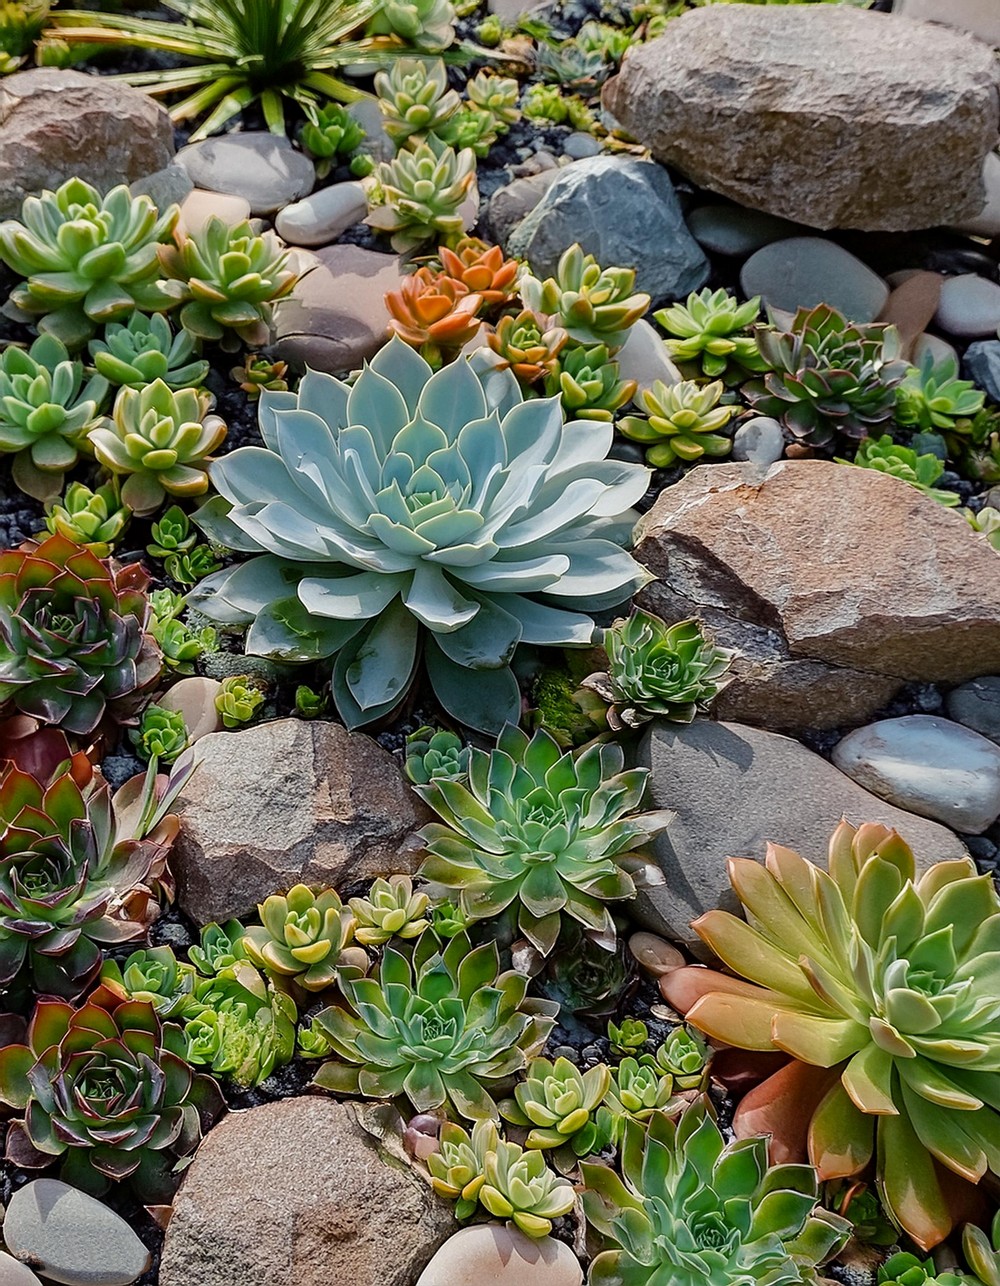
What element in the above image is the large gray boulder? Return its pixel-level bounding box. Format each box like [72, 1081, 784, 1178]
[159, 1098, 456, 1286]
[173, 719, 430, 923]
[635, 720, 969, 954]
[505, 156, 708, 308]
[0, 70, 174, 218]
[604, 5, 1000, 232]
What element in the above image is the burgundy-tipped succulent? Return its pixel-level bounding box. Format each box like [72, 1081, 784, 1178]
[0, 990, 224, 1199]
[0, 534, 161, 736]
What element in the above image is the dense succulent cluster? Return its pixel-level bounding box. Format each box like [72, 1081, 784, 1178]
[583, 1101, 851, 1286]
[190, 338, 650, 734]
[663, 821, 1000, 1247]
[520, 244, 650, 351]
[842, 435, 960, 506]
[655, 287, 766, 383]
[415, 725, 672, 954]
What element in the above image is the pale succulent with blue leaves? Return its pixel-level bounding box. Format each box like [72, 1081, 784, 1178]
[191, 338, 651, 733]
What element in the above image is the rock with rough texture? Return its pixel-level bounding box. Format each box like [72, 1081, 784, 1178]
[964, 340, 1000, 402]
[275, 181, 368, 246]
[416, 1227, 583, 1286]
[636, 720, 968, 952]
[951, 151, 1000, 238]
[832, 715, 1000, 834]
[0, 1254, 41, 1286]
[0, 69, 174, 219]
[731, 417, 785, 468]
[603, 5, 1000, 232]
[633, 460, 1000, 731]
[505, 156, 708, 308]
[895, 0, 1000, 45]
[159, 1098, 455, 1286]
[740, 238, 888, 323]
[272, 244, 403, 374]
[173, 719, 431, 923]
[175, 132, 314, 215]
[946, 675, 1000, 744]
[935, 274, 1000, 338]
[2, 1181, 150, 1286]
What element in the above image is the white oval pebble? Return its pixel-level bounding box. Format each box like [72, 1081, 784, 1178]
[417, 1226, 583, 1286]
[934, 273, 1000, 338]
[275, 181, 368, 247]
[3, 1180, 151, 1286]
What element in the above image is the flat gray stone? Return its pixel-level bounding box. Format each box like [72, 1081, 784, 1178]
[964, 340, 1000, 403]
[832, 715, 1000, 834]
[741, 237, 888, 322]
[173, 718, 431, 924]
[636, 720, 968, 953]
[416, 1227, 583, 1286]
[603, 5, 1000, 232]
[935, 274, 1000, 338]
[687, 205, 806, 258]
[0, 1254, 42, 1286]
[946, 676, 1000, 744]
[159, 1098, 456, 1286]
[562, 132, 603, 160]
[486, 170, 559, 245]
[0, 69, 175, 219]
[731, 417, 785, 468]
[129, 162, 193, 212]
[3, 1181, 150, 1286]
[276, 181, 368, 247]
[347, 98, 394, 163]
[175, 132, 314, 216]
[505, 155, 709, 309]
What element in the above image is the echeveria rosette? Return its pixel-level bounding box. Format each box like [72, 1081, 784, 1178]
[0, 991, 224, 1200]
[88, 311, 209, 391]
[241, 883, 365, 992]
[661, 821, 1000, 1250]
[583, 610, 737, 729]
[415, 725, 672, 955]
[895, 352, 985, 435]
[582, 1101, 851, 1286]
[519, 244, 650, 353]
[0, 333, 110, 501]
[654, 287, 766, 384]
[312, 930, 558, 1120]
[0, 534, 162, 736]
[0, 178, 178, 349]
[89, 379, 228, 515]
[745, 304, 908, 449]
[349, 874, 430, 947]
[500, 1054, 611, 1155]
[0, 750, 169, 1000]
[189, 337, 651, 734]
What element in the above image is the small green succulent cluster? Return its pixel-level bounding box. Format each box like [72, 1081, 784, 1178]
[376, 59, 520, 160]
[428, 1116, 576, 1236]
[43, 480, 130, 557]
[535, 37, 611, 89]
[404, 726, 471, 785]
[877, 1254, 969, 1286]
[299, 102, 367, 180]
[147, 505, 222, 586]
[215, 674, 266, 727]
[598, 1027, 710, 1141]
[367, 0, 457, 51]
[243, 883, 367, 995]
[416, 724, 672, 955]
[0, 333, 110, 500]
[607, 1016, 648, 1056]
[349, 875, 431, 946]
[88, 311, 209, 391]
[0, 0, 50, 72]
[655, 287, 766, 383]
[840, 434, 960, 507]
[581, 609, 736, 728]
[522, 83, 597, 131]
[500, 1055, 611, 1158]
[148, 586, 217, 674]
[619, 377, 736, 467]
[0, 177, 178, 348]
[966, 505, 1000, 551]
[583, 1100, 852, 1286]
[745, 304, 909, 449]
[130, 703, 189, 763]
[896, 353, 986, 434]
[545, 343, 637, 422]
[313, 930, 558, 1119]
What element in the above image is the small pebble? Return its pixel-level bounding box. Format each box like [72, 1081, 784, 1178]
[157, 676, 224, 743]
[629, 931, 684, 977]
[934, 273, 1000, 338]
[178, 189, 251, 235]
[562, 131, 603, 160]
[687, 204, 804, 258]
[3, 1180, 151, 1286]
[175, 132, 314, 216]
[964, 340, 1000, 404]
[731, 417, 785, 467]
[275, 181, 368, 247]
[417, 1226, 583, 1286]
[741, 236, 888, 322]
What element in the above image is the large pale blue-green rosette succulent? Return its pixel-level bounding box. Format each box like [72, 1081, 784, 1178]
[190, 338, 651, 732]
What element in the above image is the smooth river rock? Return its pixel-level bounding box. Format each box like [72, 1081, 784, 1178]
[0, 1255, 41, 1286]
[175, 132, 315, 215]
[2, 1181, 150, 1286]
[275, 181, 368, 247]
[633, 461, 1000, 731]
[832, 715, 1000, 834]
[636, 720, 968, 954]
[740, 237, 888, 322]
[173, 718, 431, 923]
[946, 676, 1000, 744]
[416, 1227, 583, 1286]
[159, 1098, 455, 1286]
[603, 5, 1000, 231]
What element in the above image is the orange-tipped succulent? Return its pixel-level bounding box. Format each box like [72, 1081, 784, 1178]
[486, 310, 567, 385]
[660, 819, 1000, 1251]
[437, 237, 519, 310]
[385, 267, 484, 366]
